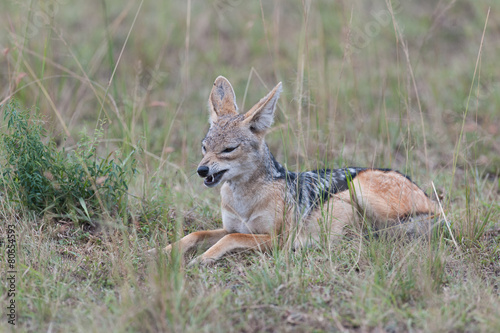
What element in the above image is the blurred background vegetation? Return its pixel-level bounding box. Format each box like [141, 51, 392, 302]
[2, 0, 499, 178]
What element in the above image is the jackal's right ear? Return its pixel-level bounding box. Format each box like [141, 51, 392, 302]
[208, 76, 238, 124]
[242, 82, 282, 133]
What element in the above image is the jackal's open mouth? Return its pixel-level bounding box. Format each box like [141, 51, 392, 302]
[204, 170, 228, 187]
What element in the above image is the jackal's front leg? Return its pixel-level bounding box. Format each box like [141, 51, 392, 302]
[188, 233, 272, 266]
[148, 229, 228, 256]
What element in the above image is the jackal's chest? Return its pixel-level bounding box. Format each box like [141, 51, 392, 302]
[220, 182, 285, 235]
[221, 207, 274, 234]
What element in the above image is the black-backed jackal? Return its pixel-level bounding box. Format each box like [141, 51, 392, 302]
[150, 76, 438, 266]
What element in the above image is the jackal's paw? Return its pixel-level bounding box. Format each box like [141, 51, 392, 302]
[163, 244, 173, 254]
[146, 248, 158, 255]
[187, 256, 216, 268]
[146, 244, 172, 256]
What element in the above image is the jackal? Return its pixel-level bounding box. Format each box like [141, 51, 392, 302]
[152, 76, 438, 266]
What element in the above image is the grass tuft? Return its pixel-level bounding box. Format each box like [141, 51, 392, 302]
[1, 101, 136, 224]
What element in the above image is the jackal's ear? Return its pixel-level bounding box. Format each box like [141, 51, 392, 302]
[208, 76, 238, 124]
[243, 82, 282, 133]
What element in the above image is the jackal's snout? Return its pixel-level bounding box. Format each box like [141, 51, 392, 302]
[197, 165, 209, 177]
[197, 163, 228, 188]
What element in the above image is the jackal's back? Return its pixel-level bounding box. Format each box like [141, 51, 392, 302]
[281, 166, 436, 227]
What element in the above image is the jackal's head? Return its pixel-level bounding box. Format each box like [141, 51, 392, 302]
[197, 76, 282, 187]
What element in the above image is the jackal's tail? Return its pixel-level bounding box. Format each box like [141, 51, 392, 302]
[371, 214, 445, 239]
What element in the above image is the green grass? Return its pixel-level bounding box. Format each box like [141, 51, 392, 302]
[1, 101, 135, 222]
[1, 0, 499, 332]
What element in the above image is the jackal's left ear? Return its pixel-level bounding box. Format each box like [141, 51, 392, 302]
[243, 82, 282, 133]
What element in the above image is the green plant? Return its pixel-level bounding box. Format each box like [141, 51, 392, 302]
[0, 101, 136, 223]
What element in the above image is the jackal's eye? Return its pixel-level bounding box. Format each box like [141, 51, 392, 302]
[201, 144, 206, 153]
[221, 146, 238, 153]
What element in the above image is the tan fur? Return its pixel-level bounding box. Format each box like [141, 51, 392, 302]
[351, 170, 436, 226]
[149, 77, 438, 266]
[188, 234, 272, 266]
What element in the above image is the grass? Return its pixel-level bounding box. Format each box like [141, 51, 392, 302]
[1, 0, 499, 332]
[1, 101, 135, 221]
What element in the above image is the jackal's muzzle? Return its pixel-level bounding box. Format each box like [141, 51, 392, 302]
[197, 166, 228, 187]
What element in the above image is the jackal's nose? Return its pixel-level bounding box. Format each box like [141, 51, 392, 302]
[197, 166, 209, 177]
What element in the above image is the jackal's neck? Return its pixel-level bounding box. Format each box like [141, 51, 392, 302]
[262, 143, 288, 180]
[226, 143, 288, 191]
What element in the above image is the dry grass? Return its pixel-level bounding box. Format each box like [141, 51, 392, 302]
[1, 0, 499, 332]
